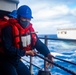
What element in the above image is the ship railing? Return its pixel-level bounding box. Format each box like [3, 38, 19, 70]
[21, 35, 76, 75]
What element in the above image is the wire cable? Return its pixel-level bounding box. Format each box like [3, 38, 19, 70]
[36, 54, 76, 75]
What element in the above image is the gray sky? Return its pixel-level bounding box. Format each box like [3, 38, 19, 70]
[18, 0, 76, 34]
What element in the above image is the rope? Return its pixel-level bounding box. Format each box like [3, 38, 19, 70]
[36, 54, 76, 75]
[52, 56, 76, 65]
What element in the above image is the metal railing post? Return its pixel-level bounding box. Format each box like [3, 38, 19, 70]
[44, 35, 48, 71]
[29, 56, 33, 75]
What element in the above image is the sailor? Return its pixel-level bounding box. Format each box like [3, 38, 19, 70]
[0, 5, 54, 75]
[8, 10, 17, 18]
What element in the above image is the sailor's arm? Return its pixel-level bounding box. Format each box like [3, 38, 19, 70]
[34, 36, 53, 57]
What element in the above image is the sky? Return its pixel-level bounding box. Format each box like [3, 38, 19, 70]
[18, 0, 76, 34]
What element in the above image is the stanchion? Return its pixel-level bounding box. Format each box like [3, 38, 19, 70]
[38, 69, 51, 75]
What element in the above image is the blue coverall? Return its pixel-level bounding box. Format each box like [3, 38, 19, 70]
[0, 26, 50, 75]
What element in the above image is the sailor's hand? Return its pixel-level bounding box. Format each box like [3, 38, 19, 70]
[46, 53, 54, 68]
[26, 50, 37, 56]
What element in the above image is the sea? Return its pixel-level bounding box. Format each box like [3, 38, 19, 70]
[22, 34, 76, 75]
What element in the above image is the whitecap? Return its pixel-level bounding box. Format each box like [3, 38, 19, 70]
[51, 52, 63, 57]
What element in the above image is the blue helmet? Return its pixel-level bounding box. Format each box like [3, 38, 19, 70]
[17, 5, 33, 19]
[9, 10, 17, 18]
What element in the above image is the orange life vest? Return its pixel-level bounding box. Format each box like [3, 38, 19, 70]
[8, 19, 37, 51]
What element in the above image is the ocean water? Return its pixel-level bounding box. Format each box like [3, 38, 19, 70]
[22, 34, 76, 75]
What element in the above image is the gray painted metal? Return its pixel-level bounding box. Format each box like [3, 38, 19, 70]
[5, 0, 19, 4]
[0, 0, 19, 12]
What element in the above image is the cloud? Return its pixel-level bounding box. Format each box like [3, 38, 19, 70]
[71, 8, 76, 16]
[33, 5, 70, 20]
